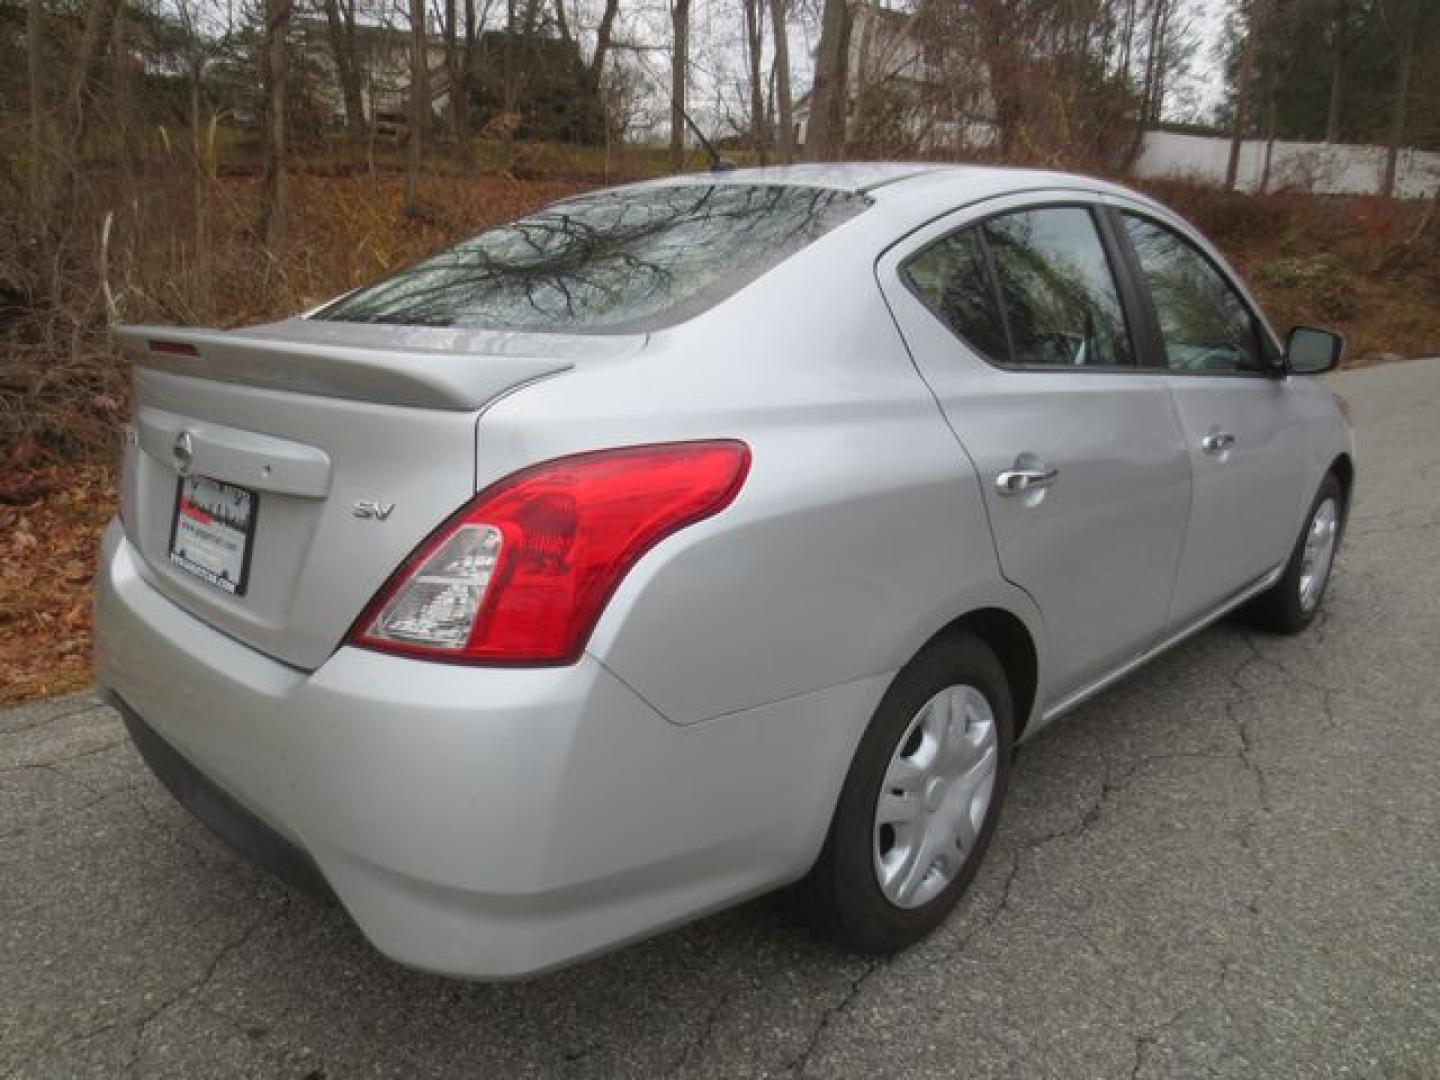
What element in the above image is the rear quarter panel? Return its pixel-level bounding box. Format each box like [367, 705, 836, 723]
[474, 219, 1044, 726]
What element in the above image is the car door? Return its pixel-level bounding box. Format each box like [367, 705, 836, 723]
[877, 197, 1193, 709]
[1109, 206, 1309, 626]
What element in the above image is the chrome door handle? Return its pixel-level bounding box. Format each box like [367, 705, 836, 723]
[1201, 431, 1236, 455]
[995, 464, 1059, 496]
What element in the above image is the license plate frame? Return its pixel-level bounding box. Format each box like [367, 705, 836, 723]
[168, 474, 260, 596]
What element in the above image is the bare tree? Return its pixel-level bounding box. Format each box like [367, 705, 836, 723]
[1128, 0, 1170, 159]
[459, 0, 485, 150]
[590, 0, 620, 85]
[1325, 0, 1347, 141]
[501, 0, 516, 109]
[260, 0, 291, 250]
[406, 0, 428, 213]
[320, 0, 367, 137]
[26, 0, 44, 213]
[806, 0, 851, 160]
[1259, 66, 1277, 192]
[1118, 0, 1137, 83]
[176, 0, 212, 308]
[65, 0, 122, 147]
[742, 0, 766, 159]
[498, 0, 545, 112]
[1381, 0, 1418, 198]
[769, 0, 794, 162]
[970, 0, 1031, 156]
[439, 0, 468, 148]
[1226, 0, 1262, 192]
[456, 0, 500, 132]
[669, 0, 691, 170]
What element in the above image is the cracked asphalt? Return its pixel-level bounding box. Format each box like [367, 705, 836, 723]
[5, 359, 1440, 1079]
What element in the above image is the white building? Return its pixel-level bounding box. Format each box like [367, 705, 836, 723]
[794, 1, 997, 153]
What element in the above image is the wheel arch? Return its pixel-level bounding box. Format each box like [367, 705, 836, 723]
[1329, 452, 1354, 506]
[931, 606, 1040, 739]
[1326, 451, 1355, 540]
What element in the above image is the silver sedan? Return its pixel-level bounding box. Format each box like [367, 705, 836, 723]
[96, 163, 1353, 978]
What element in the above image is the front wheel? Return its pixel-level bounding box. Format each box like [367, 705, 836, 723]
[809, 633, 1014, 954]
[1243, 473, 1345, 635]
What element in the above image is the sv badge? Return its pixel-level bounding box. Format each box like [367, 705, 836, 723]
[352, 500, 396, 521]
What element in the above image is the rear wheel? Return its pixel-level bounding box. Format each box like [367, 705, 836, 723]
[1243, 473, 1345, 635]
[810, 632, 1014, 953]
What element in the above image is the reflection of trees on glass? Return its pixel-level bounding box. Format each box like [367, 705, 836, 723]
[318, 185, 870, 333]
[983, 209, 1133, 368]
[904, 229, 1007, 363]
[1122, 215, 1261, 373]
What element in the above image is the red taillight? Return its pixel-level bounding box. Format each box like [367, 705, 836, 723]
[347, 441, 751, 665]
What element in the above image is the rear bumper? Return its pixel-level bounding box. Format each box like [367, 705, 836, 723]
[112, 694, 336, 902]
[95, 522, 883, 978]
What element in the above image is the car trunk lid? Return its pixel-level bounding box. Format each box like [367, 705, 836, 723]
[113, 321, 641, 670]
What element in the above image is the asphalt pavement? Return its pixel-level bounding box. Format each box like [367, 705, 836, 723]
[3, 358, 1439, 1079]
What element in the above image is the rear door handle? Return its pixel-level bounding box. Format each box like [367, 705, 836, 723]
[1201, 431, 1236, 455]
[996, 463, 1059, 496]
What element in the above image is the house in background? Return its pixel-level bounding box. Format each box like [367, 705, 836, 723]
[294, 18, 603, 143]
[794, 0, 997, 154]
[295, 17, 450, 133]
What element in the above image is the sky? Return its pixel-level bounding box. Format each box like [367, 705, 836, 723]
[1174, 0, 1231, 123]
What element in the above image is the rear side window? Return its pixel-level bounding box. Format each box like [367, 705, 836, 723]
[903, 206, 1134, 369]
[316, 184, 870, 333]
[983, 208, 1134, 368]
[1121, 214, 1264, 374]
[902, 228, 1008, 363]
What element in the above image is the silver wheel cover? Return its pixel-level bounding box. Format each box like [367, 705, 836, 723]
[873, 684, 999, 909]
[1299, 497, 1339, 613]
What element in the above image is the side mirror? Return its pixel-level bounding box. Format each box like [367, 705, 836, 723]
[1286, 326, 1344, 375]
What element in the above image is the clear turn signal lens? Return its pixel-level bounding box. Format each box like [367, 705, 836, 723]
[363, 524, 502, 649]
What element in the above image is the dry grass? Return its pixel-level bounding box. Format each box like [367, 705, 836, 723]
[0, 459, 114, 705]
[2, 154, 598, 457]
[1, 161, 598, 704]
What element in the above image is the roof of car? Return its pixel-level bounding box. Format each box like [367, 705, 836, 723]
[631, 163, 1162, 225]
[640, 161, 1135, 197]
[644, 162, 953, 193]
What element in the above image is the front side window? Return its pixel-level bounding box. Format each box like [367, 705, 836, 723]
[316, 184, 870, 333]
[1122, 214, 1264, 374]
[983, 208, 1135, 368]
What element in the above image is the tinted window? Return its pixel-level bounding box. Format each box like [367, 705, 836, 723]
[902, 228, 1008, 363]
[983, 208, 1134, 368]
[316, 184, 869, 333]
[1122, 214, 1263, 373]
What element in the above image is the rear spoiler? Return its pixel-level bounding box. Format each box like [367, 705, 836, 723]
[113, 323, 584, 411]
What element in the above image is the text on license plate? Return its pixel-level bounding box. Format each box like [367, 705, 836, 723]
[168, 475, 258, 596]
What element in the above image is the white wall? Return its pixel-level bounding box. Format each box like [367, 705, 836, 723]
[1133, 130, 1440, 199]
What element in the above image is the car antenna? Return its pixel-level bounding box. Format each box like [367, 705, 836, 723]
[678, 106, 737, 173]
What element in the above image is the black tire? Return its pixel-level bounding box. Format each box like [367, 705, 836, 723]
[1242, 472, 1345, 635]
[809, 632, 1014, 954]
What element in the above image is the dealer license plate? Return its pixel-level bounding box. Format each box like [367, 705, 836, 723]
[168, 475, 259, 596]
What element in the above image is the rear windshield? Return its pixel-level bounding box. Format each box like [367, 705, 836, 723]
[314, 183, 870, 333]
